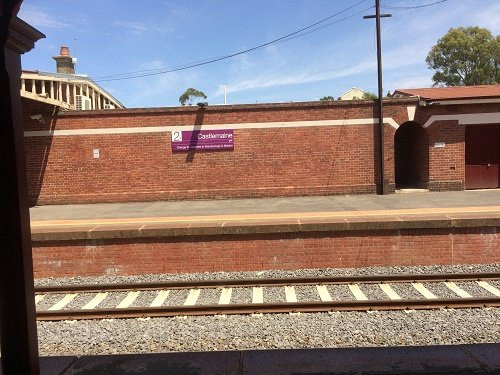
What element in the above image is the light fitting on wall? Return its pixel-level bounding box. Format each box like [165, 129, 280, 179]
[29, 114, 44, 123]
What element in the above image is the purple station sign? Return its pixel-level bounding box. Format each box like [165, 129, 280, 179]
[171, 129, 234, 152]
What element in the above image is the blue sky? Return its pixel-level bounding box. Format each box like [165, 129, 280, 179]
[18, 0, 500, 108]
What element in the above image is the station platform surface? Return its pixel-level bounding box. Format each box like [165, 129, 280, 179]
[28, 190, 500, 277]
[30, 189, 500, 228]
[19, 343, 500, 374]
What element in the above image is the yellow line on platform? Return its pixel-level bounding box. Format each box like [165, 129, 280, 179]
[30, 206, 500, 228]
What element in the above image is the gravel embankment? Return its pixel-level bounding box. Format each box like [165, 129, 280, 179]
[35, 263, 500, 356]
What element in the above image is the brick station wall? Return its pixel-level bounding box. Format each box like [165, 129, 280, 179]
[415, 103, 500, 191]
[31, 226, 499, 278]
[21, 98, 500, 205]
[22, 99, 411, 205]
[27, 126, 376, 204]
[426, 120, 465, 191]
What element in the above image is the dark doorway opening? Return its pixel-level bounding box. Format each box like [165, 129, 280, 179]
[394, 121, 429, 188]
[465, 125, 500, 189]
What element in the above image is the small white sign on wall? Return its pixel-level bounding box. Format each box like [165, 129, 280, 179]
[92, 148, 100, 158]
[434, 142, 445, 148]
[172, 131, 182, 142]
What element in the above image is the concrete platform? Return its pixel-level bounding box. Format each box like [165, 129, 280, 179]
[12, 344, 500, 374]
[29, 190, 500, 240]
[30, 189, 500, 222]
[28, 190, 500, 277]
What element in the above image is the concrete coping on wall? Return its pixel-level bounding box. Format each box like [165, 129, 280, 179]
[30, 212, 500, 242]
[54, 97, 420, 117]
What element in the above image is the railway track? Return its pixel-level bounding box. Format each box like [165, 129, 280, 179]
[35, 272, 500, 321]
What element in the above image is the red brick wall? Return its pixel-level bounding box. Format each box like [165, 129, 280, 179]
[21, 98, 500, 204]
[23, 99, 412, 205]
[26, 126, 379, 204]
[427, 120, 465, 190]
[32, 227, 500, 277]
[414, 102, 500, 191]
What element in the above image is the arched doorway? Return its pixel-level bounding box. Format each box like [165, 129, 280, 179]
[394, 121, 429, 188]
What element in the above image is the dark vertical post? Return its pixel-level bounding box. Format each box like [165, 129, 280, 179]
[0, 4, 44, 374]
[364, 0, 391, 194]
[375, 0, 386, 194]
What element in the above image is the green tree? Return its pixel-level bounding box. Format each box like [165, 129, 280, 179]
[362, 92, 377, 100]
[179, 88, 207, 106]
[319, 96, 335, 101]
[426, 26, 500, 86]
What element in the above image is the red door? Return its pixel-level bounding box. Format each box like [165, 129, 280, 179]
[465, 125, 500, 189]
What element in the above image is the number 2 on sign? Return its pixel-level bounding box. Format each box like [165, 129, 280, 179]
[172, 131, 182, 142]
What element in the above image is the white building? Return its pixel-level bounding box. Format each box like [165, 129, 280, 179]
[338, 87, 366, 100]
[20, 46, 123, 111]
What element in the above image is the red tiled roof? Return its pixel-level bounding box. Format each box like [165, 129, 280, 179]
[394, 85, 500, 100]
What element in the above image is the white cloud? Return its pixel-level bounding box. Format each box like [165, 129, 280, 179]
[232, 53, 254, 71]
[123, 68, 202, 107]
[211, 59, 372, 96]
[138, 59, 167, 70]
[113, 21, 173, 35]
[470, 2, 500, 33]
[387, 75, 433, 91]
[113, 21, 148, 35]
[384, 0, 499, 40]
[262, 44, 288, 66]
[213, 40, 430, 96]
[99, 0, 500, 106]
[18, 4, 69, 28]
[206, 12, 441, 99]
[162, 2, 189, 17]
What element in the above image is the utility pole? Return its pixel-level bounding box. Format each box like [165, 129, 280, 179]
[364, 0, 391, 195]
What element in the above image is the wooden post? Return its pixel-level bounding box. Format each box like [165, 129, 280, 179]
[0, 8, 45, 374]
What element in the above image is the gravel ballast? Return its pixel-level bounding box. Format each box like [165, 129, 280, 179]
[34, 263, 500, 288]
[35, 263, 500, 356]
[37, 308, 500, 356]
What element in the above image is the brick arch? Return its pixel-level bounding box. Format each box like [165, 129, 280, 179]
[394, 121, 429, 188]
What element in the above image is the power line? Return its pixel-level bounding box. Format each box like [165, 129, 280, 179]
[252, 6, 374, 49]
[94, 1, 370, 81]
[382, 0, 448, 10]
[93, 0, 372, 82]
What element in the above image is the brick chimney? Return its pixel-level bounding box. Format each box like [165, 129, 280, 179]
[53, 46, 75, 74]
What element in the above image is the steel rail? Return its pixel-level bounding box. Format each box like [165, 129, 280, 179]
[36, 297, 500, 321]
[35, 272, 500, 294]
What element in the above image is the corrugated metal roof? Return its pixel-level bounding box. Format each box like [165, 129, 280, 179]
[394, 85, 500, 100]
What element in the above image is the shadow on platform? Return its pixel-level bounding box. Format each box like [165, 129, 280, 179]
[12, 343, 499, 374]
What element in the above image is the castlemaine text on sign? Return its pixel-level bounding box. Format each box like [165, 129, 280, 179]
[171, 129, 234, 151]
